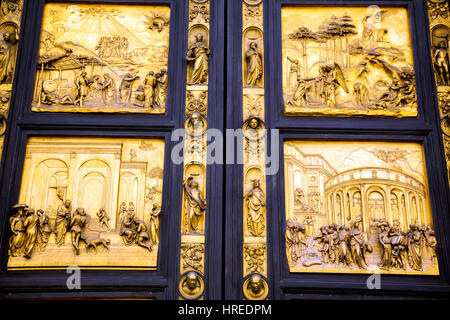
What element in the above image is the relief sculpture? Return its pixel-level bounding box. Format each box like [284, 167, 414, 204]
[8, 137, 165, 268]
[284, 141, 438, 275]
[0, 0, 22, 154]
[428, 0, 450, 193]
[282, 7, 417, 117]
[32, 4, 170, 114]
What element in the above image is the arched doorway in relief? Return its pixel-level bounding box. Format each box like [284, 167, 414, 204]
[29, 159, 68, 220]
[76, 159, 111, 220]
[368, 190, 385, 221]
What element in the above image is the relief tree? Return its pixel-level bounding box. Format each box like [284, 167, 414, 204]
[288, 26, 318, 77]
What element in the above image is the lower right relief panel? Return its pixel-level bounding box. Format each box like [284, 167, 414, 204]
[284, 140, 439, 275]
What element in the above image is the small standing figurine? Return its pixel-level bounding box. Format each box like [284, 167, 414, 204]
[244, 179, 265, 236]
[186, 34, 210, 84]
[96, 208, 110, 229]
[246, 42, 263, 87]
[433, 41, 449, 86]
[183, 176, 207, 233]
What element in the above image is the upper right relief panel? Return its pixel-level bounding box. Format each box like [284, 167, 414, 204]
[282, 6, 416, 117]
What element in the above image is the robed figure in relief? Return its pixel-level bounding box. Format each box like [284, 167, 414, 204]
[183, 177, 207, 233]
[246, 42, 262, 87]
[244, 180, 266, 236]
[186, 34, 210, 84]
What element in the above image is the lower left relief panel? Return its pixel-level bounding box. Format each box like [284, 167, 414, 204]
[7, 137, 165, 269]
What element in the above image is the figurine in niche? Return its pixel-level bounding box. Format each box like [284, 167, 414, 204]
[23, 208, 39, 259]
[36, 209, 52, 252]
[55, 199, 72, 246]
[433, 41, 450, 86]
[149, 203, 161, 245]
[119, 72, 140, 105]
[69, 208, 88, 255]
[244, 179, 265, 236]
[186, 34, 210, 84]
[0, 31, 19, 84]
[246, 42, 263, 87]
[96, 208, 110, 229]
[183, 176, 207, 233]
[8, 204, 28, 257]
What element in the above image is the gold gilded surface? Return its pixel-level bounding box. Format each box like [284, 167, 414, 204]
[0, 0, 23, 156]
[178, 1, 210, 300]
[427, 0, 450, 191]
[284, 141, 438, 275]
[8, 137, 165, 269]
[282, 6, 417, 117]
[179, 271, 204, 300]
[243, 274, 268, 300]
[241, 1, 267, 298]
[32, 3, 170, 114]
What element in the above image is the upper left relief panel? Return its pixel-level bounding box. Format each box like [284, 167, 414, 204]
[32, 3, 170, 114]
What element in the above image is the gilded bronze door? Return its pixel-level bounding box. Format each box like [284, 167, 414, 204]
[225, 0, 450, 300]
[1, 0, 450, 301]
[0, 0, 224, 300]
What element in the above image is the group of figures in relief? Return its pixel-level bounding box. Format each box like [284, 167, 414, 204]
[40, 66, 168, 110]
[284, 9, 417, 114]
[34, 4, 170, 111]
[8, 199, 161, 259]
[286, 215, 437, 272]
